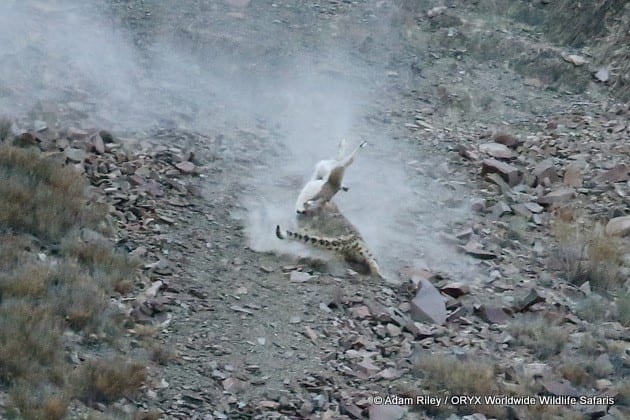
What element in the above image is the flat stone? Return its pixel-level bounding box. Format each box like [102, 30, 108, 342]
[475, 305, 510, 324]
[537, 187, 576, 206]
[175, 161, 196, 173]
[493, 132, 522, 149]
[290, 271, 314, 282]
[606, 215, 630, 237]
[524, 202, 544, 214]
[479, 142, 513, 159]
[440, 282, 470, 298]
[481, 159, 522, 187]
[598, 163, 629, 183]
[492, 201, 512, 218]
[462, 241, 497, 260]
[410, 279, 448, 325]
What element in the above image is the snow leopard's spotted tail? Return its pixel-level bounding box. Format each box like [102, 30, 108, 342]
[276, 225, 385, 279]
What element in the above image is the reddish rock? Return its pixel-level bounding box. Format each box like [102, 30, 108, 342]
[481, 158, 522, 187]
[598, 163, 629, 183]
[493, 132, 522, 149]
[440, 282, 470, 298]
[476, 305, 510, 324]
[458, 144, 479, 160]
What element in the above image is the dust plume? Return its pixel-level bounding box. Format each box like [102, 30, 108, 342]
[0, 0, 475, 280]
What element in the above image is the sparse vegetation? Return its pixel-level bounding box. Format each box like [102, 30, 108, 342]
[411, 354, 506, 418]
[60, 233, 139, 295]
[574, 295, 611, 323]
[559, 362, 593, 387]
[507, 313, 568, 359]
[8, 383, 69, 420]
[73, 357, 147, 404]
[0, 142, 146, 417]
[0, 143, 104, 240]
[550, 221, 624, 292]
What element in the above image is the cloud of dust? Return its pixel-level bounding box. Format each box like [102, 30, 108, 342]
[0, 0, 474, 279]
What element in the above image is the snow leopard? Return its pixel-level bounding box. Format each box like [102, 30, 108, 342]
[276, 202, 384, 279]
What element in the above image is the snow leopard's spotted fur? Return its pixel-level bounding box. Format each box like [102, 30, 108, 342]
[276, 203, 384, 279]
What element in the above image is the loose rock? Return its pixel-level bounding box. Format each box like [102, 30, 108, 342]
[409, 279, 448, 325]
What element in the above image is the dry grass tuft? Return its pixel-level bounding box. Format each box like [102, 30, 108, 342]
[60, 234, 138, 294]
[574, 294, 610, 322]
[507, 314, 568, 359]
[550, 221, 624, 292]
[150, 344, 177, 366]
[0, 144, 147, 414]
[0, 144, 104, 240]
[8, 384, 69, 420]
[412, 354, 506, 418]
[559, 362, 593, 387]
[0, 301, 64, 385]
[74, 357, 147, 404]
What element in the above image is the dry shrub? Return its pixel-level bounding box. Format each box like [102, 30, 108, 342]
[0, 144, 103, 239]
[559, 362, 592, 387]
[0, 301, 63, 385]
[412, 354, 506, 418]
[150, 344, 177, 366]
[0, 262, 49, 299]
[550, 221, 624, 292]
[507, 314, 568, 359]
[585, 355, 614, 378]
[46, 261, 109, 331]
[60, 234, 138, 294]
[574, 294, 610, 322]
[74, 357, 147, 404]
[8, 384, 69, 420]
[0, 141, 149, 416]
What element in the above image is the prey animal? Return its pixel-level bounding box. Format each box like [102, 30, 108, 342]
[295, 139, 367, 214]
